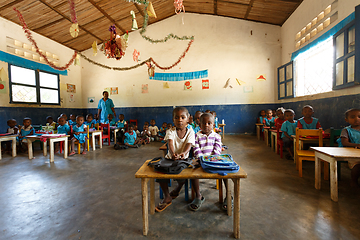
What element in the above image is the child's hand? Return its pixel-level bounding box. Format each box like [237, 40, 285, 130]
[178, 153, 186, 159]
[75, 132, 79, 135]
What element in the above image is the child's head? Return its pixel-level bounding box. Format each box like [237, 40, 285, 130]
[69, 114, 75, 121]
[260, 110, 266, 117]
[194, 111, 203, 125]
[189, 115, 193, 124]
[108, 114, 113, 121]
[302, 105, 314, 118]
[284, 109, 295, 121]
[46, 116, 54, 124]
[345, 108, 360, 127]
[211, 111, 217, 117]
[205, 110, 211, 113]
[276, 107, 285, 120]
[58, 116, 66, 126]
[167, 123, 173, 129]
[150, 119, 156, 126]
[162, 122, 167, 128]
[200, 113, 215, 135]
[23, 117, 32, 127]
[266, 109, 273, 118]
[272, 109, 277, 117]
[76, 116, 84, 125]
[7, 119, 17, 128]
[86, 114, 93, 122]
[144, 121, 149, 127]
[128, 124, 134, 132]
[172, 107, 189, 129]
[119, 114, 124, 121]
[60, 113, 67, 120]
[143, 125, 149, 131]
[134, 125, 138, 131]
[94, 113, 99, 120]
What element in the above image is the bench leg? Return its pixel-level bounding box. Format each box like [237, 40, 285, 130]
[141, 178, 149, 236]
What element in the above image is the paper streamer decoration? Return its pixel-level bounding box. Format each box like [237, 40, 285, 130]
[150, 70, 208, 81]
[236, 78, 246, 85]
[184, 81, 192, 90]
[147, 2, 157, 18]
[202, 79, 209, 89]
[163, 82, 170, 89]
[92, 41, 98, 56]
[0, 67, 8, 81]
[69, 23, 79, 38]
[257, 74, 266, 81]
[142, 84, 148, 93]
[130, 10, 138, 30]
[74, 55, 80, 66]
[133, 49, 140, 62]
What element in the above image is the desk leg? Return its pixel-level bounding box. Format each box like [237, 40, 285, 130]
[274, 134, 277, 152]
[219, 179, 223, 203]
[330, 160, 338, 202]
[27, 139, 33, 160]
[233, 178, 240, 239]
[150, 179, 155, 215]
[0, 142, 2, 160]
[293, 138, 296, 164]
[315, 155, 321, 190]
[223, 126, 225, 139]
[271, 134, 275, 152]
[256, 126, 260, 140]
[64, 138, 68, 159]
[141, 178, 149, 236]
[12, 139, 16, 158]
[92, 135, 96, 151]
[43, 140, 47, 156]
[49, 139, 54, 162]
[225, 179, 232, 216]
[99, 133, 103, 149]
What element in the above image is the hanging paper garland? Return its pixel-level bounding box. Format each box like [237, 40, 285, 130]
[14, 8, 77, 71]
[101, 25, 128, 60]
[69, 23, 79, 38]
[174, 0, 185, 14]
[68, 0, 79, 38]
[133, 49, 140, 62]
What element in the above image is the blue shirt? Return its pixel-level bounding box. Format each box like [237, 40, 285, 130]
[98, 98, 115, 123]
[117, 120, 127, 128]
[68, 120, 76, 127]
[214, 117, 219, 128]
[194, 126, 201, 134]
[280, 120, 297, 138]
[298, 117, 319, 129]
[124, 130, 137, 145]
[57, 124, 70, 134]
[337, 126, 360, 147]
[105, 120, 116, 126]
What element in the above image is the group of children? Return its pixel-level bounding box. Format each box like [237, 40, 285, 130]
[258, 105, 360, 188]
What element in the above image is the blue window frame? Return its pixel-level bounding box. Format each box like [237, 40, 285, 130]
[277, 61, 294, 100]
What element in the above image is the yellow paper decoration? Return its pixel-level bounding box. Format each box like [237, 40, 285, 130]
[147, 2, 157, 18]
[0, 68, 8, 81]
[163, 82, 170, 89]
[92, 41, 98, 56]
[236, 78, 246, 85]
[69, 23, 79, 38]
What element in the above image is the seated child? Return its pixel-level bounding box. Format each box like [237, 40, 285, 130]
[272, 109, 278, 119]
[134, 125, 140, 137]
[188, 115, 195, 129]
[297, 105, 321, 129]
[140, 125, 151, 145]
[69, 116, 88, 155]
[4, 119, 19, 153]
[263, 109, 275, 130]
[68, 114, 76, 127]
[117, 114, 127, 129]
[158, 122, 167, 140]
[149, 119, 159, 141]
[258, 110, 266, 124]
[85, 114, 95, 130]
[124, 124, 140, 148]
[18, 117, 35, 152]
[337, 108, 360, 188]
[55, 116, 71, 153]
[144, 121, 149, 127]
[60, 113, 69, 126]
[191, 113, 222, 211]
[275, 107, 286, 129]
[155, 107, 195, 213]
[93, 113, 100, 124]
[280, 109, 297, 160]
[193, 111, 202, 134]
[105, 114, 116, 126]
[46, 116, 57, 130]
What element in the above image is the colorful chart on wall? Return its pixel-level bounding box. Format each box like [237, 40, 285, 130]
[68, 93, 75, 102]
[202, 79, 209, 89]
[142, 84, 148, 93]
[184, 81, 192, 90]
[88, 97, 95, 103]
[67, 84, 76, 93]
[111, 87, 118, 95]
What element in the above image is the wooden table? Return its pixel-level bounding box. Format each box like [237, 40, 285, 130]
[219, 123, 226, 139]
[263, 127, 270, 146]
[27, 135, 69, 162]
[135, 160, 247, 238]
[0, 134, 17, 160]
[312, 147, 360, 202]
[256, 123, 263, 140]
[90, 130, 102, 151]
[270, 130, 277, 152]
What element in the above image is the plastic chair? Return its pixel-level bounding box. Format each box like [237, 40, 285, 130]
[99, 123, 111, 146]
[276, 124, 283, 158]
[295, 128, 323, 177]
[330, 127, 343, 180]
[129, 119, 138, 126]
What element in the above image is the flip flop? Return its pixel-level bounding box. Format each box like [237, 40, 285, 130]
[222, 196, 233, 211]
[155, 201, 172, 212]
[169, 191, 179, 199]
[69, 152, 76, 156]
[81, 152, 87, 155]
[189, 196, 205, 211]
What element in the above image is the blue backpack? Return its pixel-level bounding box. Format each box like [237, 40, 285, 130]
[199, 154, 239, 176]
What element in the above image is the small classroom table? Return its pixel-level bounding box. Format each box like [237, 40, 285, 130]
[27, 134, 69, 162]
[89, 129, 102, 151]
[0, 134, 17, 160]
[312, 147, 360, 202]
[256, 123, 263, 140]
[135, 160, 247, 239]
[270, 129, 277, 152]
[263, 127, 270, 146]
[218, 123, 226, 139]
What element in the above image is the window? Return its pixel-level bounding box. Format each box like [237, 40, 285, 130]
[9, 64, 60, 105]
[333, 21, 355, 89]
[277, 61, 294, 99]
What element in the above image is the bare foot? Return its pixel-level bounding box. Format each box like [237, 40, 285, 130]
[81, 151, 86, 155]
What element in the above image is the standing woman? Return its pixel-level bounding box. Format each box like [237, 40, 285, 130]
[98, 91, 116, 123]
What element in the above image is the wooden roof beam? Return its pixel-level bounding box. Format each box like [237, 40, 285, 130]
[32, 18, 66, 32]
[134, 2, 145, 17]
[0, 0, 25, 12]
[218, 0, 250, 7]
[244, 0, 254, 19]
[87, 0, 126, 34]
[38, 0, 103, 43]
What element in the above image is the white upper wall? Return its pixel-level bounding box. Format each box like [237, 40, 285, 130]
[0, 16, 83, 108]
[81, 13, 281, 108]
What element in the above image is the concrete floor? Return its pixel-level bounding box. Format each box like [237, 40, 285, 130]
[0, 135, 359, 240]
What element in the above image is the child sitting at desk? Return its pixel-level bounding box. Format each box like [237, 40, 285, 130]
[280, 109, 297, 160]
[155, 107, 195, 213]
[192, 113, 222, 211]
[93, 113, 100, 124]
[46, 116, 57, 130]
[258, 110, 266, 124]
[55, 116, 71, 153]
[124, 124, 140, 148]
[85, 114, 95, 130]
[337, 108, 360, 188]
[275, 107, 286, 129]
[117, 114, 127, 129]
[68, 114, 76, 127]
[193, 111, 203, 134]
[263, 109, 275, 130]
[105, 114, 116, 126]
[4, 119, 19, 153]
[19, 117, 35, 152]
[69, 116, 88, 156]
[297, 105, 321, 129]
[60, 113, 69, 126]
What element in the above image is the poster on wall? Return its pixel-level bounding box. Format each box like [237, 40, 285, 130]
[68, 93, 75, 102]
[142, 84, 148, 93]
[244, 86, 253, 93]
[111, 87, 118, 95]
[202, 79, 209, 89]
[88, 97, 95, 103]
[67, 84, 76, 93]
[163, 82, 170, 89]
[256, 74, 266, 81]
[184, 81, 192, 90]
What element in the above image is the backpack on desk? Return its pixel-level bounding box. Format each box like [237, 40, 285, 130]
[199, 154, 239, 176]
[148, 157, 193, 174]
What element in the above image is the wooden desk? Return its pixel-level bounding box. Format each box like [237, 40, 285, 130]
[256, 123, 263, 140]
[135, 160, 247, 238]
[263, 127, 270, 146]
[27, 135, 69, 162]
[219, 123, 226, 139]
[0, 135, 17, 160]
[312, 147, 360, 202]
[90, 130, 102, 151]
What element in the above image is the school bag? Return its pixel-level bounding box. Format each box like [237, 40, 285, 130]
[147, 157, 193, 174]
[199, 154, 239, 176]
